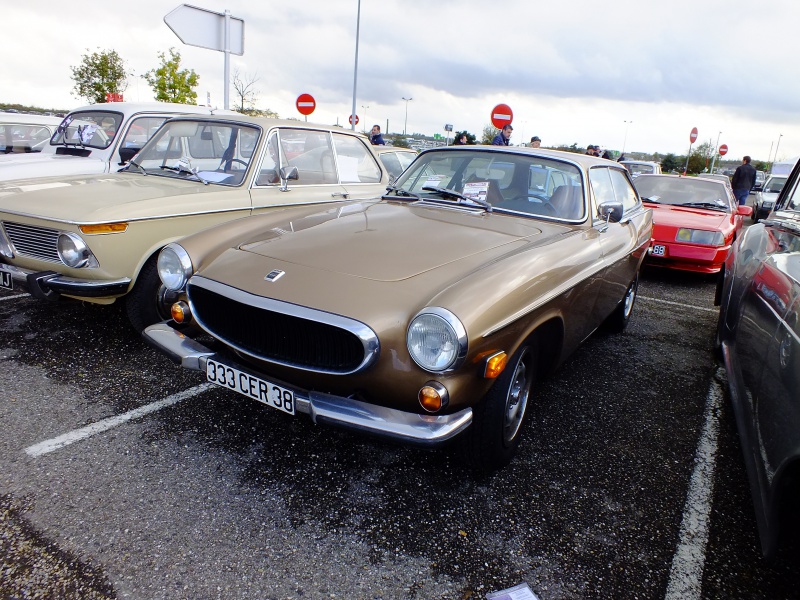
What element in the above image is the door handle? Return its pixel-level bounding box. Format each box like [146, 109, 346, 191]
[331, 192, 350, 199]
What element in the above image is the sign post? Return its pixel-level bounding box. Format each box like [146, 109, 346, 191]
[164, 4, 245, 110]
[296, 94, 316, 122]
[683, 127, 698, 174]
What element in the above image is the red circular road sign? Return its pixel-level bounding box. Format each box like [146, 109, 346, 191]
[690, 127, 698, 143]
[719, 144, 728, 156]
[349, 114, 359, 125]
[296, 93, 316, 116]
[491, 103, 513, 129]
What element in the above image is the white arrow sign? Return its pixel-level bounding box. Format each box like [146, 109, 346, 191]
[164, 4, 244, 55]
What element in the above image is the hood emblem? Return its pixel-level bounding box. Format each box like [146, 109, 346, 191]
[265, 269, 285, 282]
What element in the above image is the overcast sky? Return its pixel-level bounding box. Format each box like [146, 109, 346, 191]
[3, 0, 799, 161]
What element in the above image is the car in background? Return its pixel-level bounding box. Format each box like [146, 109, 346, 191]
[372, 145, 417, 180]
[620, 160, 662, 178]
[754, 170, 766, 192]
[752, 174, 787, 223]
[0, 102, 234, 181]
[0, 115, 390, 331]
[0, 113, 63, 154]
[633, 174, 751, 273]
[143, 146, 652, 472]
[715, 157, 800, 558]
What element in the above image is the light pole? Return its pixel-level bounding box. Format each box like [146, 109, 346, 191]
[350, 0, 361, 131]
[402, 97, 413, 135]
[622, 120, 632, 155]
[710, 131, 722, 173]
[361, 105, 369, 133]
[773, 133, 784, 165]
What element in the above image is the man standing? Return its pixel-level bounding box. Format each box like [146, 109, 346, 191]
[369, 125, 385, 145]
[492, 124, 513, 146]
[529, 136, 541, 148]
[731, 156, 757, 205]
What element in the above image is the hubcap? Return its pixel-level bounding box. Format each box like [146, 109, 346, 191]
[503, 349, 531, 446]
[623, 280, 637, 318]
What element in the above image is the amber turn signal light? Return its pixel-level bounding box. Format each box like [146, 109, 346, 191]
[79, 223, 128, 234]
[418, 382, 449, 413]
[170, 301, 191, 324]
[483, 351, 507, 379]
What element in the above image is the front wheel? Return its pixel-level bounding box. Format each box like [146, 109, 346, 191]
[125, 255, 177, 333]
[752, 207, 759, 223]
[604, 274, 638, 333]
[464, 341, 538, 474]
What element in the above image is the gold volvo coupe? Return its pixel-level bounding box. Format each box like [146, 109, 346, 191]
[0, 115, 391, 331]
[144, 146, 653, 472]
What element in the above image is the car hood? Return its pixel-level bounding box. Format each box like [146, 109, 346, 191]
[0, 152, 108, 181]
[647, 204, 729, 230]
[201, 200, 556, 284]
[0, 172, 249, 223]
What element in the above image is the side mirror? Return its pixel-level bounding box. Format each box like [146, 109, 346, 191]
[118, 146, 140, 165]
[280, 166, 299, 181]
[598, 201, 624, 223]
[737, 205, 753, 217]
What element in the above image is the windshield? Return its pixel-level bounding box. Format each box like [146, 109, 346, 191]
[131, 119, 260, 186]
[624, 163, 655, 175]
[634, 176, 732, 212]
[391, 149, 585, 220]
[764, 177, 787, 194]
[51, 111, 123, 149]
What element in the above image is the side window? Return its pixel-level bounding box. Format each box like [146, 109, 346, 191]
[121, 117, 167, 150]
[784, 174, 800, 211]
[589, 167, 616, 214]
[256, 132, 280, 186]
[609, 168, 639, 212]
[332, 133, 382, 183]
[281, 129, 337, 185]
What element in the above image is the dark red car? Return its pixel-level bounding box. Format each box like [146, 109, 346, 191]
[633, 174, 752, 274]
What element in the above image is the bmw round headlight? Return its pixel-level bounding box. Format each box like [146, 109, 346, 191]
[407, 308, 467, 372]
[157, 243, 193, 291]
[57, 232, 95, 268]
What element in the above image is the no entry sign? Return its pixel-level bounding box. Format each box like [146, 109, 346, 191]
[690, 127, 698, 143]
[719, 144, 728, 156]
[349, 114, 359, 126]
[296, 93, 316, 116]
[491, 104, 513, 129]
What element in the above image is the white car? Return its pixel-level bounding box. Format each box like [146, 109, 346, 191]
[0, 102, 232, 181]
[752, 174, 787, 222]
[620, 160, 662, 178]
[0, 112, 63, 154]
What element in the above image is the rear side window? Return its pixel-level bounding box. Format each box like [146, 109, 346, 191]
[609, 168, 639, 212]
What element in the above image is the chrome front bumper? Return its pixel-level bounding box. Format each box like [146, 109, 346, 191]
[143, 323, 473, 447]
[0, 263, 131, 299]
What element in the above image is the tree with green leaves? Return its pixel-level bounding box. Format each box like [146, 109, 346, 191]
[70, 49, 128, 104]
[453, 130, 477, 145]
[143, 48, 198, 104]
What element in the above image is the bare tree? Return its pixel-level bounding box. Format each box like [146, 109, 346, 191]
[232, 68, 259, 113]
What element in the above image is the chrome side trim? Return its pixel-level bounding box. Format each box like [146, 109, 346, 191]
[143, 323, 471, 447]
[188, 275, 380, 374]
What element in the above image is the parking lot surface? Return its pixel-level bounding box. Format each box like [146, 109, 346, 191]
[1, 253, 799, 598]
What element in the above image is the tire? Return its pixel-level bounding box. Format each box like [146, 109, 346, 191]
[605, 274, 638, 333]
[465, 341, 538, 474]
[752, 206, 759, 223]
[125, 254, 177, 333]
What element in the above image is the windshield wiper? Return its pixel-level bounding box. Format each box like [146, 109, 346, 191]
[124, 159, 146, 175]
[160, 163, 209, 185]
[422, 185, 492, 211]
[384, 184, 420, 200]
[641, 196, 661, 204]
[680, 202, 727, 211]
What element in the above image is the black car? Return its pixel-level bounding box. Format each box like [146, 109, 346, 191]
[716, 161, 800, 558]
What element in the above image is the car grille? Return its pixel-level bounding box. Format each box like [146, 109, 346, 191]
[188, 279, 376, 374]
[2, 221, 61, 263]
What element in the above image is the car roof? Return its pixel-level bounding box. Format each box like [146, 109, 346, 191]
[419, 145, 622, 169]
[65, 102, 238, 118]
[0, 113, 63, 126]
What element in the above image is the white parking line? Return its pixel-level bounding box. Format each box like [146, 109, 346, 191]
[0, 293, 30, 302]
[664, 368, 724, 600]
[639, 295, 718, 314]
[24, 383, 212, 458]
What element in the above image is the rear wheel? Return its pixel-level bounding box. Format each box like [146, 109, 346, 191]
[465, 341, 538, 474]
[752, 205, 759, 223]
[125, 255, 177, 333]
[605, 274, 638, 333]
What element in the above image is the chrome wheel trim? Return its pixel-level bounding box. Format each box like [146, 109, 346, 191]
[623, 279, 637, 319]
[503, 348, 531, 446]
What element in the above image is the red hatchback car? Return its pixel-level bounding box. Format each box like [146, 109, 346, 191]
[633, 174, 752, 273]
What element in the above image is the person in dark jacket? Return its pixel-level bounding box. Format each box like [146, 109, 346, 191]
[369, 125, 385, 145]
[492, 124, 513, 146]
[731, 155, 757, 205]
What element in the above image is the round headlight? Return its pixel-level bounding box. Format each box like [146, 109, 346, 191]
[407, 308, 467, 372]
[157, 243, 193, 291]
[57, 232, 92, 268]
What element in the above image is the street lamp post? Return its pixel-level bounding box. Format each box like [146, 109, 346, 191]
[402, 97, 413, 135]
[710, 131, 722, 174]
[350, 0, 361, 131]
[361, 105, 369, 133]
[622, 120, 632, 155]
[774, 133, 784, 165]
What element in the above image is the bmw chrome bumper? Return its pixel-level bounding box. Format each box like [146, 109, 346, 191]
[0, 263, 131, 299]
[143, 322, 473, 447]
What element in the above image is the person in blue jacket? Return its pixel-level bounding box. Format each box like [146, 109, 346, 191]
[492, 124, 513, 146]
[369, 125, 385, 145]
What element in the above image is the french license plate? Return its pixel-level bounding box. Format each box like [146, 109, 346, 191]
[206, 358, 296, 415]
[0, 269, 12, 291]
[651, 244, 666, 257]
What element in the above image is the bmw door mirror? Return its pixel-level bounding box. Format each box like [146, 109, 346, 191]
[598, 201, 624, 223]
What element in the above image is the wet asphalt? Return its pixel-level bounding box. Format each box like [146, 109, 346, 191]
[1, 215, 799, 598]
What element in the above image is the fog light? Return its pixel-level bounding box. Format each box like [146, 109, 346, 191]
[484, 351, 507, 379]
[170, 301, 191, 324]
[418, 381, 449, 413]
